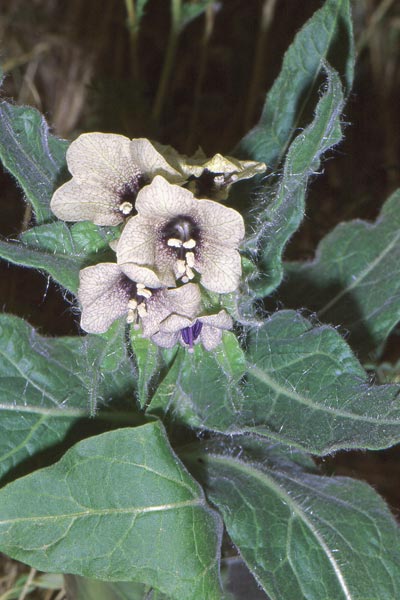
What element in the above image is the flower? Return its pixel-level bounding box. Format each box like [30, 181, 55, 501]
[117, 176, 245, 293]
[152, 309, 233, 352]
[50, 134, 184, 226]
[153, 143, 267, 200]
[78, 262, 161, 333]
[78, 262, 201, 336]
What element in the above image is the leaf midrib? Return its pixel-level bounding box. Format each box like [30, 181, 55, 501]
[205, 453, 353, 600]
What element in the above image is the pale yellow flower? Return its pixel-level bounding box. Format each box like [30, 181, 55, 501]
[117, 176, 245, 294]
[78, 262, 162, 333]
[50, 134, 184, 226]
[152, 309, 233, 352]
[154, 143, 267, 200]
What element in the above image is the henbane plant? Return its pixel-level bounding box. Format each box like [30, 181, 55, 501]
[1, 1, 400, 599]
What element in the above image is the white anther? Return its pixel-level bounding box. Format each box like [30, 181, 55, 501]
[176, 259, 186, 275]
[138, 288, 152, 299]
[181, 276, 189, 284]
[120, 201, 133, 215]
[167, 238, 183, 248]
[183, 238, 196, 249]
[127, 298, 138, 310]
[186, 251, 195, 268]
[126, 309, 135, 324]
[136, 283, 146, 290]
[185, 266, 195, 280]
[137, 303, 148, 317]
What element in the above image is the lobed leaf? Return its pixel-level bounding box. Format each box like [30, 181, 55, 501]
[184, 438, 400, 600]
[247, 63, 345, 298]
[280, 189, 400, 358]
[0, 100, 68, 224]
[0, 423, 223, 600]
[0, 314, 136, 482]
[236, 0, 354, 166]
[150, 311, 400, 455]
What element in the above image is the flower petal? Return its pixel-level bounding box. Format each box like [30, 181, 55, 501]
[129, 139, 183, 182]
[51, 179, 123, 226]
[117, 216, 157, 265]
[198, 244, 242, 293]
[198, 310, 233, 330]
[151, 330, 180, 349]
[78, 263, 132, 333]
[120, 263, 164, 289]
[197, 199, 245, 247]
[200, 326, 223, 351]
[135, 176, 199, 221]
[66, 133, 139, 190]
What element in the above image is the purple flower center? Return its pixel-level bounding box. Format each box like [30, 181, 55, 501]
[181, 320, 203, 348]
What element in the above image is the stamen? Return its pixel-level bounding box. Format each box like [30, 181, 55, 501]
[137, 288, 152, 299]
[126, 308, 136, 324]
[136, 283, 146, 290]
[183, 239, 196, 249]
[127, 298, 138, 310]
[185, 266, 195, 280]
[181, 321, 203, 350]
[176, 259, 186, 275]
[167, 238, 183, 248]
[137, 303, 148, 317]
[186, 252, 195, 268]
[181, 276, 189, 283]
[120, 201, 133, 215]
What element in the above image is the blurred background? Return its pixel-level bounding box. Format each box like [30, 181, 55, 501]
[0, 0, 399, 597]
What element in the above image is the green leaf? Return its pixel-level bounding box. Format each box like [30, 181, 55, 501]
[242, 310, 400, 454]
[148, 332, 246, 429]
[185, 438, 400, 600]
[0, 314, 137, 482]
[247, 63, 345, 298]
[0, 100, 68, 224]
[151, 311, 400, 455]
[0, 221, 119, 294]
[130, 329, 178, 410]
[64, 575, 170, 600]
[0, 423, 223, 600]
[236, 0, 354, 165]
[280, 189, 400, 358]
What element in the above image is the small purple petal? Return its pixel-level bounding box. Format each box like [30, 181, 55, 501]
[181, 320, 203, 348]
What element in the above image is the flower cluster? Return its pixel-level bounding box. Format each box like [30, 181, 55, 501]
[51, 133, 266, 351]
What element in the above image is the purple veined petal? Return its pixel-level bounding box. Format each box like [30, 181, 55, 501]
[181, 320, 203, 349]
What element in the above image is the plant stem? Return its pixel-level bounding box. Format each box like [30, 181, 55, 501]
[152, 0, 182, 125]
[243, 0, 277, 132]
[356, 0, 396, 55]
[124, 0, 140, 81]
[185, 2, 216, 153]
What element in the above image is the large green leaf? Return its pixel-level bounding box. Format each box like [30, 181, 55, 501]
[184, 438, 400, 600]
[64, 575, 170, 600]
[0, 100, 68, 224]
[0, 221, 119, 294]
[150, 311, 400, 455]
[246, 63, 345, 298]
[279, 189, 400, 359]
[0, 423, 223, 600]
[0, 314, 137, 482]
[236, 0, 354, 166]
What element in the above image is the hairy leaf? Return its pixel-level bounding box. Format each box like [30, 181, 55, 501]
[148, 332, 246, 429]
[151, 311, 400, 455]
[280, 189, 400, 358]
[247, 63, 345, 297]
[236, 0, 353, 165]
[0, 423, 223, 600]
[184, 438, 400, 600]
[64, 575, 170, 600]
[0, 221, 119, 294]
[0, 315, 136, 482]
[0, 100, 68, 223]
